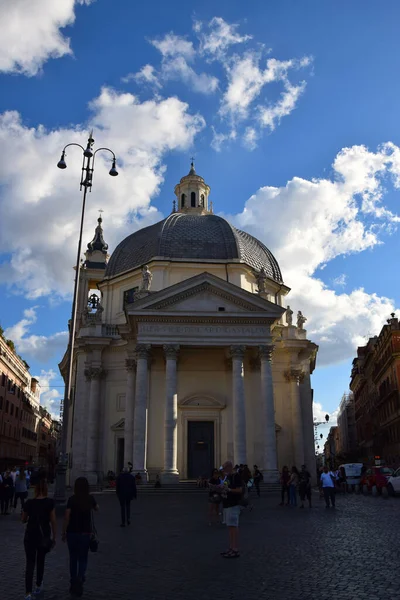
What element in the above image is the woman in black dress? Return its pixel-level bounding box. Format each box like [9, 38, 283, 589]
[22, 477, 56, 600]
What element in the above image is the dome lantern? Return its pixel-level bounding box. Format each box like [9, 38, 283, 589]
[174, 160, 211, 214]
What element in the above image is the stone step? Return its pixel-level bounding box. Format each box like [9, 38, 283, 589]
[100, 483, 281, 494]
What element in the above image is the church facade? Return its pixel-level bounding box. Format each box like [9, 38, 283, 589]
[60, 164, 318, 485]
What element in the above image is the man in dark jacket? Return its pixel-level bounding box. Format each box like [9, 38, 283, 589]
[116, 468, 137, 527]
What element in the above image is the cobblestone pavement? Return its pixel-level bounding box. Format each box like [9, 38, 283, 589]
[2, 489, 399, 600]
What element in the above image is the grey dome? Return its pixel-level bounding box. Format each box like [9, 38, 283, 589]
[105, 213, 282, 282]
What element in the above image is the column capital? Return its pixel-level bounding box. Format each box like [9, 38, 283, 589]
[84, 367, 106, 380]
[163, 344, 180, 360]
[284, 368, 304, 384]
[258, 344, 275, 361]
[135, 344, 151, 360]
[125, 358, 136, 372]
[229, 345, 246, 360]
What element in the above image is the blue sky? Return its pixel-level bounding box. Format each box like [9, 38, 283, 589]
[1, 1, 400, 437]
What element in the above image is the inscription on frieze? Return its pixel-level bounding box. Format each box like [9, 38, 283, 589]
[138, 323, 269, 337]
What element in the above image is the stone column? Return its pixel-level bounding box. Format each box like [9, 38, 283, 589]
[161, 345, 180, 483]
[85, 366, 105, 485]
[259, 345, 279, 482]
[230, 346, 247, 465]
[124, 359, 136, 467]
[300, 369, 316, 483]
[132, 344, 151, 480]
[285, 368, 305, 467]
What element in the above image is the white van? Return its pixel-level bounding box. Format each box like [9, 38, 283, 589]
[339, 463, 364, 486]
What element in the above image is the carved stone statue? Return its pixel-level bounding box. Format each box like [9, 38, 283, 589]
[95, 302, 104, 323]
[286, 305, 293, 326]
[297, 310, 307, 329]
[256, 267, 267, 294]
[141, 265, 153, 291]
[88, 293, 100, 310]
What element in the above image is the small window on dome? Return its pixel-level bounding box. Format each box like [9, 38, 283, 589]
[200, 194, 205, 207]
[191, 191, 196, 207]
[181, 193, 186, 208]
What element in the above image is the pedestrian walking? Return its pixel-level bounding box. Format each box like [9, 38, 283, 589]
[1, 470, 13, 514]
[298, 465, 312, 508]
[22, 476, 56, 600]
[320, 465, 336, 508]
[62, 477, 99, 597]
[253, 465, 263, 497]
[116, 467, 137, 527]
[288, 466, 299, 506]
[220, 461, 243, 559]
[279, 466, 290, 506]
[14, 469, 28, 513]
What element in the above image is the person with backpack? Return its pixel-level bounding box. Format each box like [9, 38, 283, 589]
[62, 477, 99, 596]
[220, 461, 243, 559]
[22, 476, 56, 600]
[253, 465, 263, 497]
[298, 465, 312, 508]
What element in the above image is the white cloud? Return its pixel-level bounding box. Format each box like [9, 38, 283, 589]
[160, 56, 219, 94]
[195, 16, 252, 59]
[121, 65, 161, 89]
[35, 369, 62, 419]
[4, 308, 68, 362]
[220, 54, 311, 125]
[151, 33, 195, 60]
[332, 274, 347, 287]
[127, 19, 310, 148]
[230, 143, 400, 366]
[0, 0, 93, 76]
[258, 80, 307, 132]
[0, 87, 205, 298]
[146, 33, 218, 95]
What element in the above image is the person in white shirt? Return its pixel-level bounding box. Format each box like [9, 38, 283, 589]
[320, 466, 336, 508]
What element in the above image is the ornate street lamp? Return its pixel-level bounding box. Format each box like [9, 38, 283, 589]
[54, 132, 118, 503]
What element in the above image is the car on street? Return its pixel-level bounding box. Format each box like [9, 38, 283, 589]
[361, 466, 393, 492]
[387, 467, 400, 496]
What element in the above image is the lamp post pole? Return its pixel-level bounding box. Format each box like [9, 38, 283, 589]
[54, 133, 118, 504]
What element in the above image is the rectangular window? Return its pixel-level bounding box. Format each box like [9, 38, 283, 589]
[116, 393, 126, 412]
[0, 396, 3, 409]
[10, 403, 14, 416]
[123, 287, 139, 306]
[1, 373, 5, 387]
[5, 400, 9, 413]
[15, 407, 18, 418]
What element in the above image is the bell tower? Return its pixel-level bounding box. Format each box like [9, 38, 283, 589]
[174, 160, 211, 214]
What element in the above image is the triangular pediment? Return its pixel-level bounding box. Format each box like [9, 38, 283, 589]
[126, 272, 285, 318]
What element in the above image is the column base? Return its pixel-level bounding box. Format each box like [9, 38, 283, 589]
[160, 470, 180, 484]
[262, 469, 280, 484]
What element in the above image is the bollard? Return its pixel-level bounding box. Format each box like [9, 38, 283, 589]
[363, 484, 368, 495]
[355, 484, 360, 494]
[372, 485, 378, 497]
[382, 486, 389, 498]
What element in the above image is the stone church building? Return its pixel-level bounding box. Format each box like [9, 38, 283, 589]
[60, 164, 318, 485]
